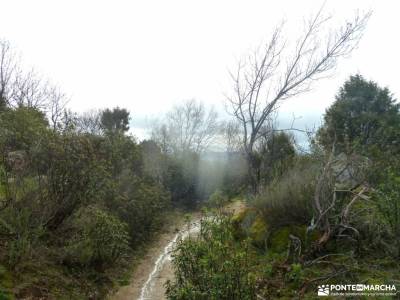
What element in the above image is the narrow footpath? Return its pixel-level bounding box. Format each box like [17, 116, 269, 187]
[110, 201, 244, 300]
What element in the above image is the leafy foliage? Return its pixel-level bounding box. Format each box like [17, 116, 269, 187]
[0, 103, 172, 298]
[37, 133, 110, 230]
[252, 158, 316, 228]
[63, 206, 130, 267]
[318, 74, 400, 155]
[1, 37, 399, 299]
[257, 132, 296, 184]
[168, 76, 400, 299]
[166, 216, 257, 300]
[0, 107, 48, 151]
[100, 107, 130, 134]
[205, 189, 229, 208]
[374, 168, 400, 257]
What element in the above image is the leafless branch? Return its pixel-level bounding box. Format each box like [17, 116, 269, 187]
[226, 7, 371, 190]
[152, 99, 219, 154]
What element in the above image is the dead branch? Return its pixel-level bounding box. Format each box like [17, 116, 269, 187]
[286, 234, 302, 263]
[341, 186, 369, 224]
[300, 269, 348, 296]
[227, 7, 371, 190]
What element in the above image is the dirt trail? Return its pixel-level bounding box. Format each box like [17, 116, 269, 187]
[110, 201, 244, 300]
[109, 219, 188, 300]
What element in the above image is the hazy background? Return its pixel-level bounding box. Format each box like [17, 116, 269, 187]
[0, 0, 398, 140]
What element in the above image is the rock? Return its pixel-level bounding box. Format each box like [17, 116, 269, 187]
[332, 153, 370, 190]
[231, 208, 269, 247]
[6, 150, 28, 173]
[268, 225, 319, 253]
[231, 207, 255, 240]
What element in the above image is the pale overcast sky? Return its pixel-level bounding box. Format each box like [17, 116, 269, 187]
[1, 0, 399, 139]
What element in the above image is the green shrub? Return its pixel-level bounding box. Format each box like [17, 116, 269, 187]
[1, 208, 44, 269]
[0, 265, 13, 300]
[286, 263, 304, 286]
[35, 133, 110, 231]
[161, 152, 200, 207]
[63, 206, 130, 268]
[263, 263, 273, 278]
[110, 179, 170, 246]
[374, 169, 400, 257]
[0, 107, 48, 151]
[252, 161, 317, 228]
[248, 215, 268, 248]
[166, 216, 257, 300]
[206, 189, 228, 208]
[0, 290, 13, 300]
[221, 153, 248, 198]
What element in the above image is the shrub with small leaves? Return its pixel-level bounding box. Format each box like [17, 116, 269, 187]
[252, 160, 316, 228]
[166, 215, 257, 300]
[206, 189, 229, 209]
[286, 263, 304, 286]
[64, 206, 130, 268]
[374, 168, 400, 258]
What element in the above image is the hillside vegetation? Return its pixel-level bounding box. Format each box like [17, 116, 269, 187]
[166, 75, 400, 299]
[1, 6, 399, 299]
[0, 40, 243, 299]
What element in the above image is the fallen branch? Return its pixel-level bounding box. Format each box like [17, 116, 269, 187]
[300, 269, 348, 296]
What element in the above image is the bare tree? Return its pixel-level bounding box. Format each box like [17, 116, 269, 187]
[75, 109, 103, 135]
[48, 86, 69, 130]
[227, 8, 371, 192]
[1, 39, 69, 130]
[151, 123, 172, 154]
[222, 120, 242, 153]
[153, 99, 219, 154]
[12, 69, 49, 109]
[0, 40, 17, 108]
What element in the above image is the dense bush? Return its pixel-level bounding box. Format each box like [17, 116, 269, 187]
[221, 153, 248, 197]
[0, 107, 48, 151]
[63, 206, 130, 267]
[141, 141, 201, 207]
[37, 133, 110, 230]
[1, 208, 44, 270]
[165, 76, 400, 299]
[257, 132, 296, 185]
[374, 168, 400, 257]
[317, 74, 400, 156]
[110, 178, 170, 246]
[205, 189, 229, 208]
[0, 104, 173, 298]
[251, 158, 317, 228]
[166, 216, 257, 300]
[164, 152, 200, 207]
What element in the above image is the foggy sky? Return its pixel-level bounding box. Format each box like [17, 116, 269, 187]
[1, 0, 399, 140]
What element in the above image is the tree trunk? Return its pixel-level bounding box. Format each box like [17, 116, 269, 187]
[247, 152, 261, 194]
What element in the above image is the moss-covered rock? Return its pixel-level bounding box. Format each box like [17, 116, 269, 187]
[231, 207, 248, 224]
[231, 208, 256, 240]
[268, 225, 315, 253]
[249, 216, 268, 248]
[269, 227, 291, 253]
[231, 208, 321, 253]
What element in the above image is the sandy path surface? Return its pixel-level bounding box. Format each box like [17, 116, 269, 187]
[109, 225, 182, 300]
[110, 201, 244, 300]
